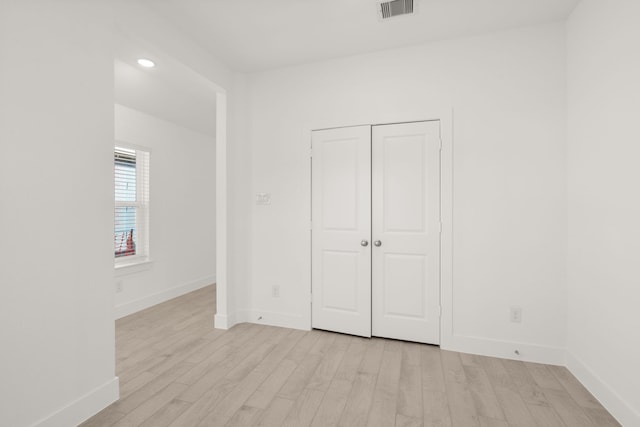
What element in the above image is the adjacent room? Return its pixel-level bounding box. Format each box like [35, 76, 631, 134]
[1, 0, 638, 426]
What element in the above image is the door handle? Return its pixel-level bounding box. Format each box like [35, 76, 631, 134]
[373, 240, 382, 247]
[361, 240, 369, 247]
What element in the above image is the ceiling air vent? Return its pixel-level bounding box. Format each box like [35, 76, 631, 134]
[378, 0, 414, 20]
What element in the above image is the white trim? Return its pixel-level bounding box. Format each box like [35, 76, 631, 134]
[215, 92, 229, 329]
[214, 313, 231, 329]
[566, 352, 639, 427]
[30, 377, 119, 427]
[115, 275, 215, 319]
[238, 309, 309, 331]
[438, 109, 454, 349]
[114, 139, 153, 153]
[114, 259, 153, 277]
[442, 334, 565, 365]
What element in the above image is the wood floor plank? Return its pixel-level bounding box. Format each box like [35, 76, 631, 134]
[358, 338, 385, 375]
[168, 378, 237, 426]
[117, 328, 206, 383]
[79, 408, 127, 427]
[196, 370, 272, 426]
[542, 386, 596, 427]
[367, 344, 402, 427]
[176, 343, 236, 386]
[478, 355, 517, 390]
[277, 353, 323, 400]
[337, 372, 378, 427]
[502, 359, 551, 407]
[199, 331, 299, 426]
[525, 402, 565, 427]
[422, 389, 452, 427]
[441, 350, 480, 427]
[281, 388, 325, 427]
[310, 378, 352, 427]
[256, 396, 296, 427]
[479, 415, 510, 427]
[397, 343, 423, 421]
[81, 286, 620, 427]
[524, 362, 564, 391]
[252, 329, 307, 375]
[285, 330, 322, 364]
[139, 398, 191, 427]
[147, 335, 210, 375]
[118, 371, 156, 401]
[306, 333, 350, 391]
[225, 404, 263, 427]
[277, 331, 336, 400]
[245, 359, 298, 409]
[463, 364, 506, 421]
[333, 337, 367, 382]
[111, 361, 194, 415]
[396, 413, 422, 427]
[184, 324, 251, 365]
[336, 337, 385, 427]
[421, 345, 452, 427]
[178, 326, 274, 403]
[547, 365, 603, 409]
[479, 355, 537, 427]
[491, 385, 537, 427]
[112, 382, 188, 427]
[224, 328, 287, 382]
[583, 407, 622, 427]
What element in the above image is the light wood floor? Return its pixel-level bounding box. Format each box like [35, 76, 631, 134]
[82, 285, 620, 427]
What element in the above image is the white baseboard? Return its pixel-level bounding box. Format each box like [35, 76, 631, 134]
[441, 334, 566, 365]
[31, 377, 119, 427]
[566, 352, 639, 427]
[115, 275, 215, 319]
[214, 313, 232, 329]
[234, 309, 309, 331]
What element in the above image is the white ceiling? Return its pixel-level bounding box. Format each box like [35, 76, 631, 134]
[143, 0, 580, 72]
[114, 59, 217, 136]
[113, 29, 218, 136]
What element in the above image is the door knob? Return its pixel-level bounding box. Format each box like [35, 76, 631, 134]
[361, 240, 369, 247]
[374, 240, 382, 247]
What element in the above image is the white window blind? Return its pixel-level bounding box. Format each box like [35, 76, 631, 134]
[114, 146, 150, 263]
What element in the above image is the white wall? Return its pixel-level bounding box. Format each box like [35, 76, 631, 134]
[239, 23, 568, 363]
[566, 1, 640, 425]
[114, 105, 216, 317]
[0, 2, 118, 426]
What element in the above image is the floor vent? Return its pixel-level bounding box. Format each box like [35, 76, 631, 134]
[378, 0, 414, 20]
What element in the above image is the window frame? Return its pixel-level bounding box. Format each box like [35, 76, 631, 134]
[114, 141, 151, 269]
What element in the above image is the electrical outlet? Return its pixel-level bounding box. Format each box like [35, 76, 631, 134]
[510, 307, 522, 323]
[272, 285, 280, 298]
[256, 193, 271, 205]
[116, 280, 124, 293]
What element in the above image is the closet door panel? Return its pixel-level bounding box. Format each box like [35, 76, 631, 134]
[372, 121, 441, 344]
[311, 125, 372, 337]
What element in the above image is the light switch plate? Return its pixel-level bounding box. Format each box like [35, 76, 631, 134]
[256, 193, 271, 205]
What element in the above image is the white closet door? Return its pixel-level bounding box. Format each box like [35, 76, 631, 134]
[311, 126, 372, 337]
[372, 121, 441, 344]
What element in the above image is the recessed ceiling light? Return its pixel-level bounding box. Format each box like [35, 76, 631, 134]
[137, 58, 155, 68]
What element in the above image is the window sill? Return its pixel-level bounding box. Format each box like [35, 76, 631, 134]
[115, 258, 153, 277]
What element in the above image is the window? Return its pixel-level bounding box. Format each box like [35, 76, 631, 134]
[114, 145, 150, 265]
